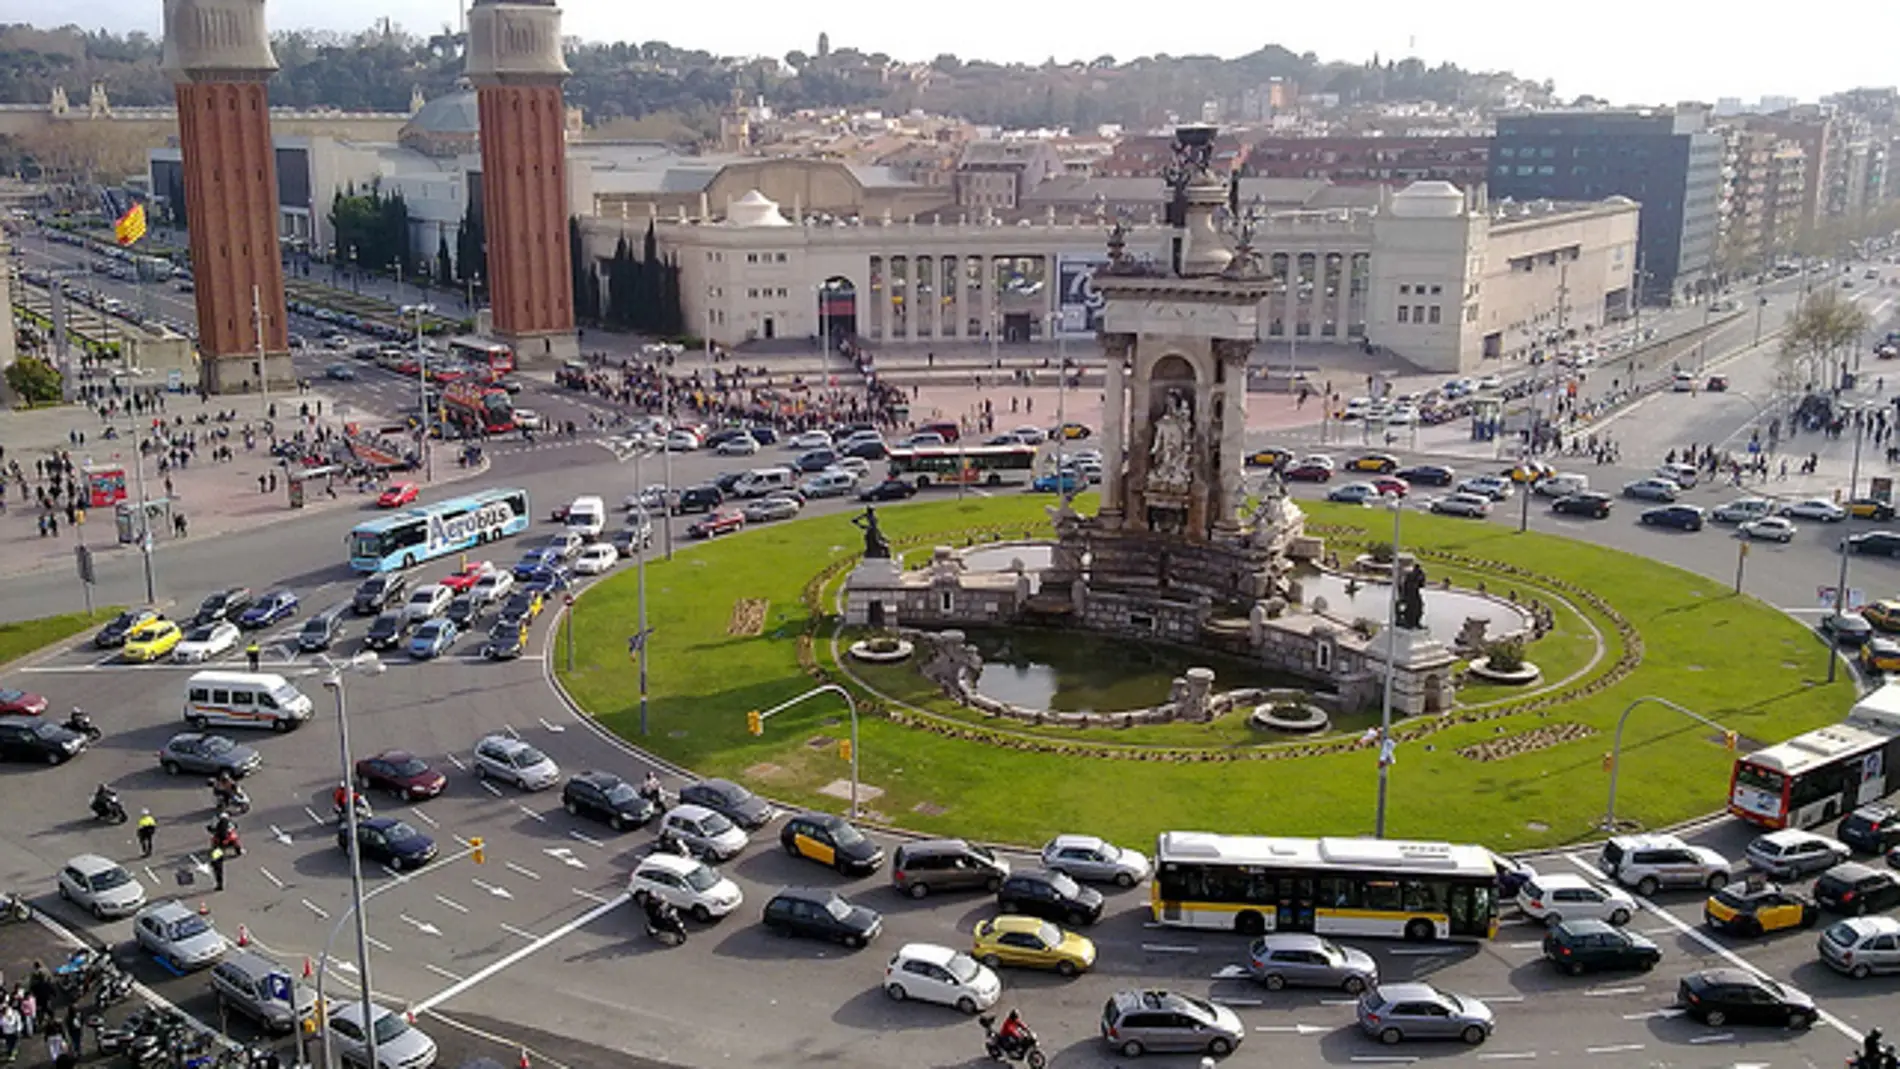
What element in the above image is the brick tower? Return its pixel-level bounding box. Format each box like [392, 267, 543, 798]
[160, 0, 290, 394]
[465, 0, 578, 365]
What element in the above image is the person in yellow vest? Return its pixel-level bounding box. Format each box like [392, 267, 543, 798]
[208, 846, 226, 892]
[136, 810, 156, 858]
[246, 642, 260, 672]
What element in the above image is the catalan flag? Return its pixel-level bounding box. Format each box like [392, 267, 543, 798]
[114, 201, 147, 247]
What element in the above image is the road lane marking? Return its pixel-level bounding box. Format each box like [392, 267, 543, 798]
[259, 868, 284, 889]
[303, 807, 324, 825]
[1386, 948, 1444, 955]
[566, 830, 604, 849]
[433, 895, 469, 914]
[470, 878, 512, 899]
[1585, 985, 1645, 997]
[143, 866, 159, 884]
[301, 899, 329, 919]
[366, 936, 392, 953]
[1472, 995, 1525, 1004]
[505, 862, 541, 881]
[397, 914, 442, 936]
[1584, 1044, 1644, 1055]
[270, 825, 293, 845]
[571, 887, 609, 905]
[408, 809, 438, 827]
[536, 717, 565, 733]
[1622, 1009, 1683, 1021]
[516, 804, 546, 822]
[380, 864, 399, 878]
[480, 782, 503, 798]
[542, 847, 586, 870]
[409, 892, 629, 1014]
[1252, 1024, 1325, 1034]
[498, 923, 540, 941]
[1476, 1055, 1536, 1062]
[1689, 1033, 1734, 1044]
[503, 724, 520, 739]
[1348, 1057, 1417, 1065]
[1140, 944, 1197, 954]
[424, 964, 463, 982]
[1211, 965, 1249, 980]
[1320, 998, 1359, 1006]
[1506, 940, 1544, 949]
[444, 754, 466, 770]
[1564, 853, 1862, 1045]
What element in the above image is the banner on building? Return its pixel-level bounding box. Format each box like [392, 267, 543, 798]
[1055, 253, 1110, 339]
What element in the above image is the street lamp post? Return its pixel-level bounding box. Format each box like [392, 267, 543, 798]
[1602, 695, 1736, 831]
[349, 246, 358, 296]
[1373, 498, 1402, 839]
[632, 449, 653, 737]
[751, 684, 861, 817]
[1827, 423, 1866, 685]
[1754, 291, 1768, 348]
[314, 652, 386, 1069]
[402, 304, 435, 482]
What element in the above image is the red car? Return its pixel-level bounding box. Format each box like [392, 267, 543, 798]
[0, 688, 48, 717]
[378, 483, 420, 508]
[1370, 475, 1411, 497]
[353, 751, 448, 801]
[688, 509, 746, 539]
[1285, 463, 1334, 483]
[441, 562, 494, 593]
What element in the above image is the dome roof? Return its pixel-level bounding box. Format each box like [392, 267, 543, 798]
[1389, 180, 1465, 219]
[1604, 194, 1637, 206]
[727, 190, 791, 227]
[404, 91, 480, 138]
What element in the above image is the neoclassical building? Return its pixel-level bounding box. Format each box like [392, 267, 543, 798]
[579, 180, 1640, 374]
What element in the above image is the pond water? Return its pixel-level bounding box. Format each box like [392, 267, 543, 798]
[963, 628, 1312, 713]
[1299, 572, 1528, 647]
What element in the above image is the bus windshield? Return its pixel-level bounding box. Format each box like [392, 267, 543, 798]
[1735, 764, 1785, 793]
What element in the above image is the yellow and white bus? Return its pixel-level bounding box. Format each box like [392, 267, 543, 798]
[1152, 832, 1502, 941]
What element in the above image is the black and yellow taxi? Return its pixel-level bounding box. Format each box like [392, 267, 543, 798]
[1848, 498, 1897, 521]
[1246, 446, 1295, 469]
[1703, 882, 1818, 936]
[1862, 600, 1900, 632]
[780, 812, 885, 876]
[1346, 453, 1400, 474]
[1505, 459, 1556, 483]
[1862, 637, 1900, 673]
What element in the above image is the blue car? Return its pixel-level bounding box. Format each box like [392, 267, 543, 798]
[239, 590, 299, 629]
[337, 816, 437, 871]
[512, 548, 562, 579]
[1032, 471, 1083, 494]
[408, 618, 458, 659]
[521, 568, 572, 596]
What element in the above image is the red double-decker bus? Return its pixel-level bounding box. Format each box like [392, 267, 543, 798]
[439, 380, 515, 435]
[448, 337, 515, 381]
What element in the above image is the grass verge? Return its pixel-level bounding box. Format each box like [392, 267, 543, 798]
[0, 609, 114, 667]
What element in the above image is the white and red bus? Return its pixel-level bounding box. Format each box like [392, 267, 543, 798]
[1729, 684, 1900, 829]
[448, 337, 515, 381]
[885, 444, 1037, 489]
[439, 380, 516, 435]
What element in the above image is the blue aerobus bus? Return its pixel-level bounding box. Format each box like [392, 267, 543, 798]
[346, 488, 531, 573]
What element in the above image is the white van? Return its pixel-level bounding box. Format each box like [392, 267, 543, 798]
[732, 467, 797, 498]
[564, 496, 606, 539]
[184, 671, 314, 732]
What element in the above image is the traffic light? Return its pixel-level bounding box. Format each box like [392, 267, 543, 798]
[746, 710, 763, 736]
[838, 738, 852, 762]
[470, 836, 485, 864]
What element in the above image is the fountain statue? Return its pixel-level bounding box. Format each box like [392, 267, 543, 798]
[1146, 390, 1195, 495]
[853, 505, 891, 559]
[1396, 560, 1428, 631]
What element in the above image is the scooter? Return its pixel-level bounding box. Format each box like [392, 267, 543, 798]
[210, 780, 252, 815]
[91, 789, 128, 825]
[0, 891, 30, 923]
[208, 823, 243, 858]
[644, 902, 688, 946]
[979, 1016, 1048, 1069]
[64, 709, 101, 742]
[332, 794, 372, 824]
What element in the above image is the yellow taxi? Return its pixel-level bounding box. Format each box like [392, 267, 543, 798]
[1346, 453, 1400, 474]
[1246, 447, 1295, 469]
[971, 915, 1097, 977]
[121, 619, 184, 663]
[1053, 422, 1092, 441]
[1505, 460, 1555, 483]
[1702, 883, 1817, 936]
[778, 812, 884, 876]
[1848, 498, 1897, 521]
[1862, 637, 1900, 673]
[1862, 600, 1900, 632]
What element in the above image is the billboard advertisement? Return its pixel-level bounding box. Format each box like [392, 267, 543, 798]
[1056, 253, 1110, 339]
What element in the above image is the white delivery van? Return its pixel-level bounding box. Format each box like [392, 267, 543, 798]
[184, 671, 314, 732]
[732, 467, 797, 498]
[564, 496, 607, 539]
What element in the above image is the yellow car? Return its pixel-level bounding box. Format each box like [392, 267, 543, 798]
[1848, 498, 1897, 521]
[1702, 884, 1817, 936]
[1506, 460, 1555, 483]
[1863, 638, 1900, 673]
[1862, 600, 1900, 632]
[971, 915, 1096, 977]
[121, 619, 184, 663]
[1347, 453, 1400, 474]
[1246, 447, 1295, 469]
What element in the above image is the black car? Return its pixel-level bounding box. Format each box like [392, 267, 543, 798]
[859, 479, 917, 503]
[607, 526, 653, 558]
[997, 869, 1104, 926]
[1813, 862, 1900, 915]
[561, 771, 658, 831]
[702, 428, 749, 449]
[1395, 465, 1456, 487]
[483, 621, 528, 661]
[795, 449, 840, 473]
[1553, 491, 1614, 518]
[1838, 803, 1900, 854]
[193, 588, 254, 626]
[363, 613, 411, 651]
[843, 439, 888, 461]
[673, 485, 723, 515]
[677, 778, 775, 830]
[1542, 919, 1661, 975]
[0, 716, 85, 764]
[712, 471, 747, 495]
[445, 595, 483, 629]
[780, 812, 885, 876]
[1640, 505, 1706, 531]
[761, 888, 882, 949]
[337, 817, 437, 871]
[1847, 531, 1900, 557]
[1677, 968, 1815, 1029]
[496, 593, 539, 632]
[353, 573, 409, 616]
[94, 609, 161, 648]
[296, 609, 346, 652]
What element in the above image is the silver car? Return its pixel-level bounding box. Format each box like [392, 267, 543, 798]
[57, 854, 147, 919]
[1819, 916, 1900, 978]
[1100, 989, 1245, 1058]
[1356, 983, 1494, 1045]
[657, 803, 749, 862]
[1040, 835, 1150, 888]
[1247, 933, 1379, 993]
[158, 733, 262, 778]
[471, 735, 559, 791]
[327, 1001, 438, 1069]
[741, 496, 801, 524]
[1746, 829, 1850, 880]
[133, 900, 227, 971]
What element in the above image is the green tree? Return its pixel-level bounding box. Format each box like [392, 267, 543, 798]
[455, 197, 485, 286]
[5, 355, 62, 404]
[606, 233, 638, 327]
[435, 234, 453, 287]
[1778, 289, 1871, 391]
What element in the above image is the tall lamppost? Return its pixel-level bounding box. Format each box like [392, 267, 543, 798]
[1373, 497, 1402, 839]
[402, 304, 435, 482]
[312, 651, 386, 1069]
[348, 245, 359, 296]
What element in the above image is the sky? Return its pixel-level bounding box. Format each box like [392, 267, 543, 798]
[28, 0, 1899, 107]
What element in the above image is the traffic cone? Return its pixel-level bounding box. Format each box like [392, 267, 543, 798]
[197, 900, 209, 916]
[235, 924, 250, 947]
[302, 956, 313, 979]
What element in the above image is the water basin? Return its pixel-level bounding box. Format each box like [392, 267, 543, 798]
[962, 628, 1310, 714]
[1299, 571, 1527, 647]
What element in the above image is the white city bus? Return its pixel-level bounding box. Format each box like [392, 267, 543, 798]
[1152, 832, 1502, 941]
[1729, 683, 1900, 829]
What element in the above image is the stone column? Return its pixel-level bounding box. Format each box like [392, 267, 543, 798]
[1125, 347, 1154, 528]
[904, 254, 919, 343]
[1334, 253, 1353, 340]
[1214, 337, 1250, 537]
[1100, 333, 1132, 523]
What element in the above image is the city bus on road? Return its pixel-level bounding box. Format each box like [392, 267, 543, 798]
[448, 337, 515, 380]
[1729, 683, 1900, 829]
[885, 444, 1037, 490]
[439, 380, 516, 435]
[1152, 832, 1501, 941]
[347, 488, 531, 573]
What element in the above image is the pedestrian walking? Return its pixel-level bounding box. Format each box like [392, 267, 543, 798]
[208, 846, 226, 891]
[61, 1009, 80, 1060]
[136, 810, 156, 858]
[0, 999, 20, 1063]
[245, 643, 260, 672]
[42, 1027, 66, 1067]
[14, 990, 32, 1039]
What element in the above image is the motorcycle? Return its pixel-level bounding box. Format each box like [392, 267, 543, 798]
[208, 823, 243, 858]
[64, 709, 101, 742]
[638, 781, 667, 814]
[0, 891, 30, 923]
[979, 1015, 1047, 1069]
[91, 789, 128, 825]
[332, 793, 373, 824]
[640, 896, 687, 946]
[210, 780, 252, 815]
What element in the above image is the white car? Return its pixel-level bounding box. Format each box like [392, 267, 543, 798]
[327, 1001, 438, 1069]
[715, 435, 760, 456]
[1297, 454, 1336, 472]
[511, 408, 544, 431]
[1458, 475, 1513, 500]
[884, 943, 1002, 1014]
[572, 544, 618, 575]
[656, 804, 750, 862]
[1781, 498, 1848, 522]
[627, 852, 743, 922]
[836, 456, 872, 479]
[786, 430, 833, 451]
[133, 899, 227, 970]
[1517, 873, 1638, 926]
[1478, 374, 1505, 390]
[1431, 492, 1493, 518]
[172, 621, 241, 663]
[1739, 517, 1797, 542]
[1711, 497, 1775, 523]
[402, 584, 453, 624]
[57, 854, 147, 919]
[1010, 426, 1047, 444]
[1745, 828, 1851, 880]
[1385, 407, 1418, 426]
[802, 470, 858, 498]
[625, 486, 671, 512]
[472, 735, 560, 791]
[470, 570, 515, 605]
[664, 430, 701, 451]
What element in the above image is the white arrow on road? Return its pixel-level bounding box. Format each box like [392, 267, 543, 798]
[471, 878, 512, 900]
[567, 830, 604, 849]
[1251, 1024, 1327, 1035]
[1211, 965, 1250, 980]
[543, 847, 588, 870]
[269, 824, 293, 846]
[397, 914, 441, 936]
[537, 717, 565, 733]
[330, 960, 357, 975]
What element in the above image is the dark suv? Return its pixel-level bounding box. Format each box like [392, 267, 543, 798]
[1838, 803, 1900, 854]
[997, 869, 1104, 926]
[363, 612, 410, 651]
[891, 839, 1010, 899]
[194, 587, 254, 626]
[353, 573, 409, 616]
[673, 484, 723, 514]
[1813, 861, 1900, 915]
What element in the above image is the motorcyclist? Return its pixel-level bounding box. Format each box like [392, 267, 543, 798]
[211, 770, 242, 807]
[207, 810, 237, 848]
[639, 771, 664, 807]
[90, 783, 119, 818]
[997, 1009, 1034, 1055]
[332, 783, 368, 819]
